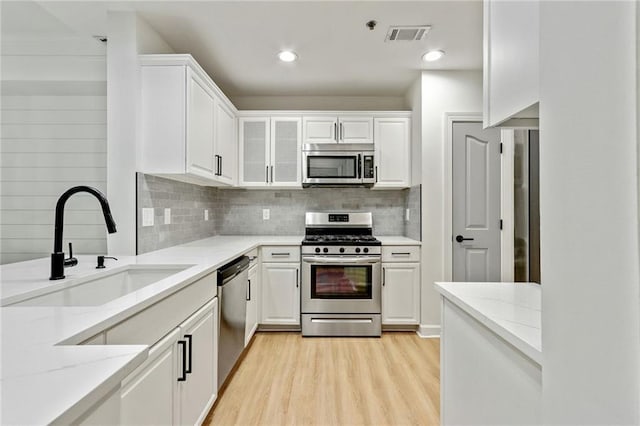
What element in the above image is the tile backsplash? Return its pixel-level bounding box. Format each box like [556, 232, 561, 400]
[215, 187, 407, 236]
[137, 174, 421, 253]
[137, 174, 217, 254]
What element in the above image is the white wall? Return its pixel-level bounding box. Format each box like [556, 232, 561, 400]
[419, 71, 483, 334]
[406, 77, 422, 187]
[1, 30, 107, 264]
[232, 95, 407, 111]
[539, 2, 639, 423]
[106, 12, 174, 255]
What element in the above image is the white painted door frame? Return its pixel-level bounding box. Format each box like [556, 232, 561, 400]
[443, 113, 515, 282]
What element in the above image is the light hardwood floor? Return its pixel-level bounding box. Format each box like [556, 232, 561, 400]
[205, 332, 440, 426]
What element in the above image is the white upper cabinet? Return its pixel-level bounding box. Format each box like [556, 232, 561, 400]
[302, 115, 373, 144]
[186, 70, 216, 179]
[239, 116, 301, 188]
[339, 116, 374, 144]
[239, 118, 270, 186]
[374, 117, 410, 189]
[302, 116, 337, 144]
[214, 99, 237, 185]
[139, 54, 237, 186]
[271, 117, 301, 186]
[483, 0, 539, 127]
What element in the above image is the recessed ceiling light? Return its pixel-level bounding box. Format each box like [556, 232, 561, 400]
[422, 50, 445, 62]
[278, 50, 298, 63]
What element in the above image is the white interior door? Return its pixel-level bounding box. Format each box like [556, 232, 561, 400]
[452, 121, 502, 282]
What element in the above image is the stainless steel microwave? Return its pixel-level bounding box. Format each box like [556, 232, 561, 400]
[302, 143, 375, 187]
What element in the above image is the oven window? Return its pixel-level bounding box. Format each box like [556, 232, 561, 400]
[311, 265, 372, 299]
[307, 156, 357, 179]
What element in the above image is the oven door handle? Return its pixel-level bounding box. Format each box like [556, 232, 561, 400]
[302, 256, 380, 264]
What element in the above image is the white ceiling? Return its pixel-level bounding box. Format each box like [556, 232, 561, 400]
[4, 1, 483, 98]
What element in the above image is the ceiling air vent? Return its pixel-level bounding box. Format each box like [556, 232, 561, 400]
[385, 25, 431, 42]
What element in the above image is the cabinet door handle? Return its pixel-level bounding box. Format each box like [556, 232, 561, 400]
[266, 166, 269, 183]
[296, 268, 299, 288]
[219, 156, 223, 177]
[334, 122, 337, 141]
[184, 334, 193, 374]
[382, 267, 385, 286]
[270, 165, 274, 183]
[340, 122, 343, 141]
[177, 340, 187, 381]
[247, 279, 251, 301]
[375, 166, 378, 183]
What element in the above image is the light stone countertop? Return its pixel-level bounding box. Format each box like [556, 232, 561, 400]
[377, 236, 422, 245]
[0, 234, 417, 424]
[434, 282, 542, 364]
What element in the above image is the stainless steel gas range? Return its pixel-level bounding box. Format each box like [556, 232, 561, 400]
[301, 212, 382, 337]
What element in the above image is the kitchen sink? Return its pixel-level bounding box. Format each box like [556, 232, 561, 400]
[12, 265, 192, 307]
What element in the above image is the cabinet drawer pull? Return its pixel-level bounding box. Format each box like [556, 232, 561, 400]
[184, 334, 193, 374]
[271, 252, 290, 256]
[177, 340, 187, 381]
[391, 252, 411, 256]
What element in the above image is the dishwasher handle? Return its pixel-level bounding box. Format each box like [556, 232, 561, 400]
[218, 256, 250, 286]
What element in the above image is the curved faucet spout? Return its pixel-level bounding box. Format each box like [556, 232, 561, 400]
[51, 186, 117, 280]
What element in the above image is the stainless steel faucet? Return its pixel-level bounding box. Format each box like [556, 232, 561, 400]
[50, 186, 117, 280]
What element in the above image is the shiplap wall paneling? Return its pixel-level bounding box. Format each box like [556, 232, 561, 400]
[0, 95, 107, 265]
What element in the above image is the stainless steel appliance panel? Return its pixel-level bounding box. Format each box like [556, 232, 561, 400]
[301, 255, 381, 314]
[301, 313, 381, 336]
[302, 146, 375, 186]
[217, 257, 249, 389]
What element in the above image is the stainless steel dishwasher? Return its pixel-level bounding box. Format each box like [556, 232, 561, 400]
[217, 255, 250, 389]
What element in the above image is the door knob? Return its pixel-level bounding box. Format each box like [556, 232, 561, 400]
[455, 235, 474, 243]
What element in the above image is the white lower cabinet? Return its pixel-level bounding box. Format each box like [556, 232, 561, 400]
[79, 387, 121, 425]
[381, 245, 421, 325]
[120, 298, 218, 426]
[121, 329, 179, 425]
[261, 262, 300, 326]
[382, 263, 421, 325]
[178, 298, 218, 425]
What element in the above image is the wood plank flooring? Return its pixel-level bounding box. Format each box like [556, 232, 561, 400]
[205, 332, 440, 426]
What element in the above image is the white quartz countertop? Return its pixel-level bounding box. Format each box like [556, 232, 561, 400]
[0, 235, 301, 425]
[376, 236, 421, 245]
[434, 282, 541, 364]
[0, 234, 414, 424]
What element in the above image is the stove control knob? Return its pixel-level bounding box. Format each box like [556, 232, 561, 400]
[339, 247, 345, 253]
[363, 247, 369, 253]
[355, 248, 361, 253]
[323, 248, 329, 253]
[315, 247, 321, 253]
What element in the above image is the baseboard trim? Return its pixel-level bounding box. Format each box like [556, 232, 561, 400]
[417, 325, 441, 338]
